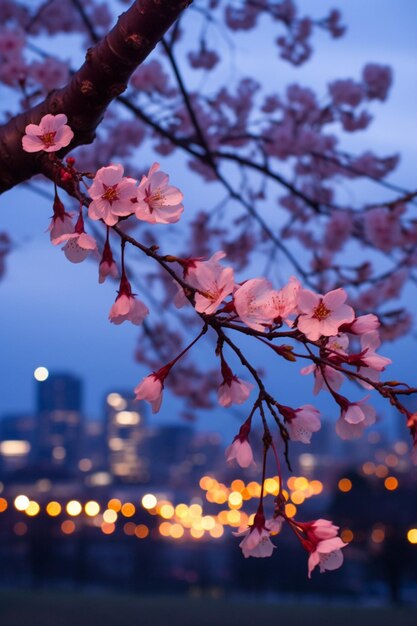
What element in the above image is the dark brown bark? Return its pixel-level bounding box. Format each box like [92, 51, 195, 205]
[0, 0, 191, 194]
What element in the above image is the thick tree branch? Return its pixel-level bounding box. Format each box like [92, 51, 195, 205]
[0, 0, 191, 194]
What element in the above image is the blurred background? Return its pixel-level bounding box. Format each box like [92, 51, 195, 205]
[0, 367, 415, 611]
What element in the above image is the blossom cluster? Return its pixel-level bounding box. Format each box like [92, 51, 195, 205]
[22, 114, 183, 324]
[236, 507, 346, 578]
[21, 112, 416, 577]
[22, 114, 399, 452]
[4, 0, 413, 354]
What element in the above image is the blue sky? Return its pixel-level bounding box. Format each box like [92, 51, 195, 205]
[0, 1, 416, 441]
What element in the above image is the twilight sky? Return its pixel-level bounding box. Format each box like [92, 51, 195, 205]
[0, 0, 416, 441]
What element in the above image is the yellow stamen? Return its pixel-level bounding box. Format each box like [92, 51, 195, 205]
[313, 300, 331, 320]
[102, 184, 119, 204]
[145, 188, 164, 211]
[40, 131, 56, 147]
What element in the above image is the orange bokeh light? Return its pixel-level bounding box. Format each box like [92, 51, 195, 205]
[135, 524, 149, 539]
[61, 520, 75, 535]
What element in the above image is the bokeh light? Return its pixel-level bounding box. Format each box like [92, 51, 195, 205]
[85, 501, 100, 517]
[46, 501, 62, 516]
[142, 494, 157, 509]
[25, 501, 40, 516]
[121, 502, 135, 517]
[66, 500, 82, 516]
[103, 509, 117, 524]
[61, 520, 75, 535]
[384, 476, 398, 491]
[14, 495, 29, 511]
[135, 524, 149, 539]
[338, 478, 352, 493]
[34, 366, 49, 381]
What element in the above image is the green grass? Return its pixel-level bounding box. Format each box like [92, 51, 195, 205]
[0, 591, 415, 626]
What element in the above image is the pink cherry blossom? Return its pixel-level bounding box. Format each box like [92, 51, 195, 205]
[267, 516, 284, 535]
[29, 58, 69, 92]
[341, 314, 380, 335]
[226, 416, 253, 468]
[339, 395, 374, 425]
[48, 189, 74, 245]
[0, 55, 27, 87]
[324, 211, 353, 252]
[226, 437, 254, 468]
[336, 399, 376, 439]
[364, 206, 402, 252]
[54, 213, 96, 263]
[269, 276, 301, 324]
[188, 47, 220, 70]
[49, 212, 74, 245]
[342, 402, 363, 424]
[297, 288, 355, 341]
[310, 519, 340, 540]
[329, 79, 364, 107]
[326, 9, 345, 38]
[175, 252, 234, 311]
[0, 27, 26, 59]
[294, 518, 347, 577]
[233, 277, 277, 331]
[358, 331, 392, 372]
[135, 162, 184, 224]
[109, 294, 148, 326]
[22, 113, 73, 153]
[134, 373, 164, 414]
[99, 259, 118, 284]
[109, 274, 149, 326]
[326, 333, 349, 357]
[63, 232, 97, 263]
[88, 164, 138, 226]
[307, 537, 346, 577]
[134, 363, 174, 414]
[234, 509, 276, 558]
[217, 356, 253, 407]
[130, 60, 174, 96]
[362, 63, 392, 101]
[184, 253, 235, 315]
[236, 525, 275, 558]
[218, 376, 253, 407]
[283, 404, 321, 443]
[99, 238, 118, 284]
[301, 363, 344, 395]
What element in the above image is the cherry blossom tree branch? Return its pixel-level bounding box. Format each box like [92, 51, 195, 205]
[0, 0, 192, 193]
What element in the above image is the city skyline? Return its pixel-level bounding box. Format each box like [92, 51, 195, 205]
[0, 366, 415, 599]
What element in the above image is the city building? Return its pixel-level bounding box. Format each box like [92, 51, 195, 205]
[36, 372, 83, 474]
[105, 390, 149, 483]
[0, 413, 35, 474]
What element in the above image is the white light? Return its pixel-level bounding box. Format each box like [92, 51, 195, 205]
[108, 437, 124, 451]
[87, 472, 112, 486]
[106, 393, 127, 410]
[299, 453, 315, 469]
[116, 411, 140, 426]
[34, 366, 49, 382]
[142, 494, 157, 509]
[0, 440, 30, 456]
[52, 446, 66, 460]
[14, 495, 30, 511]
